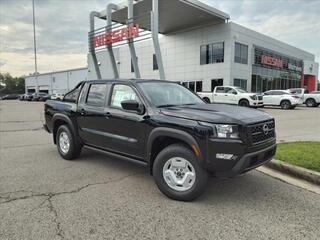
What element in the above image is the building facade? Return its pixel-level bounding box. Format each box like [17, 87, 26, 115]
[25, 67, 87, 94]
[25, 20, 319, 94]
[89, 22, 318, 93]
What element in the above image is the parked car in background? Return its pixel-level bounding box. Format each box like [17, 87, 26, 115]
[303, 91, 320, 107]
[51, 93, 65, 101]
[25, 93, 34, 101]
[287, 88, 308, 104]
[263, 90, 302, 109]
[19, 94, 24, 101]
[32, 92, 50, 101]
[1, 94, 19, 100]
[197, 86, 263, 107]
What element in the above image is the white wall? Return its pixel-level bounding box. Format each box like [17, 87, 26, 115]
[88, 22, 317, 92]
[25, 68, 88, 94]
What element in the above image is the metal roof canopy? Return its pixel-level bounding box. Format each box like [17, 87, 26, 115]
[99, 0, 230, 34]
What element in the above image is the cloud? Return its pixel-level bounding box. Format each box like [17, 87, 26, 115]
[0, 0, 319, 78]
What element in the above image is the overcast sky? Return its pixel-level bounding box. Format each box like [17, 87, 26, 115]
[0, 0, 319, 77]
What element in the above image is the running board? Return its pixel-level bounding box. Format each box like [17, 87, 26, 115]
[84, 145, 148, 167]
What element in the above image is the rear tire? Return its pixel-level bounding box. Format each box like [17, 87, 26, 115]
[203, 97, 210, 103]
[239, 99, 250, 107]
[306, 98, 316, 107]
[280, 100, 291, 110]
[153, 144, 208, 201]
[56, 125, 81, 160]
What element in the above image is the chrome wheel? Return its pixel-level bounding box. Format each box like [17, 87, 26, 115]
[162, 157, 196, 192]
[59, 132, 70, 154]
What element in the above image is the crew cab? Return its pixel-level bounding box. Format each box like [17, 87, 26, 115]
[263, 90, 303, 109]
[197, 86, 263, 107]
[44, 79, 276, 201]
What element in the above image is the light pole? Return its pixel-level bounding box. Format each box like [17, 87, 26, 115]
[32, 0, 38, 93]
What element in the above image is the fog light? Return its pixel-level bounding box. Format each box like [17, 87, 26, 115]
[216, 153, 236, 160]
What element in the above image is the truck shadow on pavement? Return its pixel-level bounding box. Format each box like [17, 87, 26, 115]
[77, 148, 275, 204]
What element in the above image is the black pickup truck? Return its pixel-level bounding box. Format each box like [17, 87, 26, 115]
[44, 79, 276, 201]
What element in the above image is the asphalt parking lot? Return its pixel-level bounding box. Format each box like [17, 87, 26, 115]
[0, 100, 320, 240]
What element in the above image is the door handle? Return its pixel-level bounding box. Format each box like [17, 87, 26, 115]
[80, 109, 86, 115]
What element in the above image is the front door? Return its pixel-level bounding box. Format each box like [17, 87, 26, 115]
[101, 84, 147, 159]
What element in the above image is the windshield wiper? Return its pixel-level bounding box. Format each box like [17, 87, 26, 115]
[157, 104, 177, 108]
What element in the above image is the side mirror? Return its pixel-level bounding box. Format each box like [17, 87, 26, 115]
[121, 100, 144, 114]
[232, 91, 238, 95]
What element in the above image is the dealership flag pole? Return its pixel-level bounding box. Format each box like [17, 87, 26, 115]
[32, 0, 38, 92]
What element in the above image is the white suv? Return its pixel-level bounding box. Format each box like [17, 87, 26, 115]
[263, 90, 303, 109]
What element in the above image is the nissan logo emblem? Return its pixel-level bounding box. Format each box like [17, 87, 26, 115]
[263, 124, 269, 135]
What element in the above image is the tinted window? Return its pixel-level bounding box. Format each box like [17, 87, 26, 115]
[138, 82, 204, 107]
[86, 84, 107, 107]
[153, 54, 158, 70]
[235, 42, 248, 64]
[234, 78, 248, 90]
[64, 83, 82, 103]
[110, 85, 139, 109]
[200, 42, 224, 65]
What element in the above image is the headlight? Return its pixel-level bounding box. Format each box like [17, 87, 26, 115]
[250, 95, 257, 100]
[199, 122, 240, 139]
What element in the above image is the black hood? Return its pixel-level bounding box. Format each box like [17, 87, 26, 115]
[160, 103, 273, 125]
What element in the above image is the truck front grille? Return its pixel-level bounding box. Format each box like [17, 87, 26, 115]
[248, 120, 275, 144]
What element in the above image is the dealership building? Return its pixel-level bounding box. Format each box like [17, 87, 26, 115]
[25, 0, 319, 94]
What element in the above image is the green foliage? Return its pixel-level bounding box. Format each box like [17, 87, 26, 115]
[0, 72, 25, 94]
[276, 141, 320, 172]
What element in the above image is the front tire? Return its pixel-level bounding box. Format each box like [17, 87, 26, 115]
[203, 97, 210, 103]
[239, 99, 250, 107]
[153, 144, 208, 201]
[306, 98, 316, 107]
[56, 125, 81, 160]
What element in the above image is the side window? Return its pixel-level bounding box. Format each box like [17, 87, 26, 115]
[215, 87, 225, 93]
[110, 85, 139, 109]
[64, 83, 82, 103]
[86, 84, 107, 107]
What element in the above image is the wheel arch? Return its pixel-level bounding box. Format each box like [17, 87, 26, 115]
[52, 114, 76, 144]
[146, 127, 202, 175]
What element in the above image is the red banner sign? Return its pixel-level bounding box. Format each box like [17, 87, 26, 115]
[261, 55, 283, 68]
[92, 24, 139, 48]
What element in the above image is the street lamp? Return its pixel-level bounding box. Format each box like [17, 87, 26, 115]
[32, 0, 38, 93]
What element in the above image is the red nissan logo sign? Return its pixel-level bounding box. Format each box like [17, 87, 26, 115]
[261, 55, 283, 68]
[92, 24, 140, 48]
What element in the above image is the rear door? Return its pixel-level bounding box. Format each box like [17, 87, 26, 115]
[77, 83, 110, 148]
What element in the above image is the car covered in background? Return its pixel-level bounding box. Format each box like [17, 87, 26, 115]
[263, 90, 303, 109]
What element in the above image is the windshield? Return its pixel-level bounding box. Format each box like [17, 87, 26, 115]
[235, 87, 248, 93]
[138, 82, 204, 107]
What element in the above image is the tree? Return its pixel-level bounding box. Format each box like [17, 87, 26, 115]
[0, 73, 25, 94]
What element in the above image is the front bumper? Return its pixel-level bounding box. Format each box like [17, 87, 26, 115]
[203, 138, 276, 177]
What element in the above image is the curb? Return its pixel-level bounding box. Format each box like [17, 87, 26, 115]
[265, 159, 320, 186]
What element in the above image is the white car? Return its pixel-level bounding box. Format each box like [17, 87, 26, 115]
[303, 91, 320, 107]
[50, 93, 65, 101]
[197, 86, 263, 107]
[263, 90, 303, 109]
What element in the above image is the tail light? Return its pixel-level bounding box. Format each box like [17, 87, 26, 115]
[292, 95, 300, 99]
